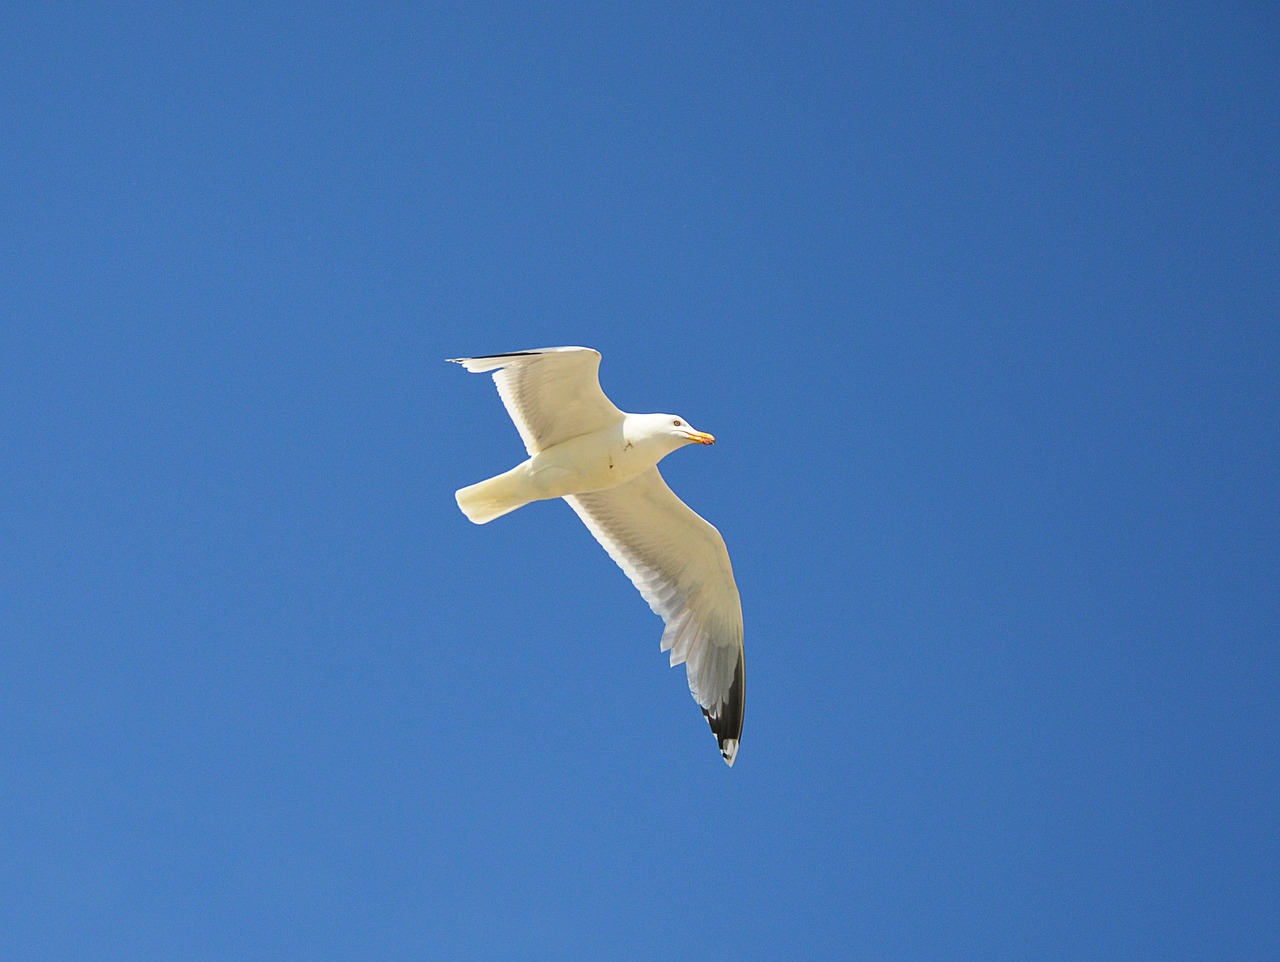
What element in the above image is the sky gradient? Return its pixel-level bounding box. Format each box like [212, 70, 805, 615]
[3, 3, 1277, 960]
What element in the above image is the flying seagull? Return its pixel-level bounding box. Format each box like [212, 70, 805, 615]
[449, 347, 745, 765]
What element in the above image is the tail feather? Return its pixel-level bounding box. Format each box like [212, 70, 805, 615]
[455, 465, 529, 524]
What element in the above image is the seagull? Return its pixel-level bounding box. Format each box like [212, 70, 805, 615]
[449, 347, 745, 765]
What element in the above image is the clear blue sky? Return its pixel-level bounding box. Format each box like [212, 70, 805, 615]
[2, 3, 1276, 959]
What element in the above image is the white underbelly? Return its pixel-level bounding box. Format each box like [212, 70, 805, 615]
[524, 429, 652, 500]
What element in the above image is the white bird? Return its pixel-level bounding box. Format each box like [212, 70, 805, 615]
[449, 347, 745, 765]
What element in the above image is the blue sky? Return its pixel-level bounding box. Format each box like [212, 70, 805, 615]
[2, 2, 1277, 959]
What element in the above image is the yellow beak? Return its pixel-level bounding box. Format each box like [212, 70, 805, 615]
[686, 431, 716, 445]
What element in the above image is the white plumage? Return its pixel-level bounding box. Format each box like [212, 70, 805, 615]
[450, 347, 745, 765]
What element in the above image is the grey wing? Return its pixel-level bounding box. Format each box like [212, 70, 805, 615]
[565, 468, 745, 766]
[448, 347, 624, 455]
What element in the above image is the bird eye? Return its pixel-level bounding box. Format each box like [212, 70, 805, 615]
[673, 419, 682, 427]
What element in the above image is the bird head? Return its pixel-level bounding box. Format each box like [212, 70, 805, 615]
[662, 414, 715, 447]
[629, 412, 716, 453]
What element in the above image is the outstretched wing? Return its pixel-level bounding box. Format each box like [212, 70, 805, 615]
[565, 468, 745, 766]
[448, 347, 624, 455]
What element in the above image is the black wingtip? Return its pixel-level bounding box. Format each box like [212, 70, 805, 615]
[701, 652, 745, 766]
[463, 350, 543, 360]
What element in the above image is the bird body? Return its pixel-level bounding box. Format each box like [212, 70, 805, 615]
[450, 347, 745, 765]
[456, 413, 704, 522]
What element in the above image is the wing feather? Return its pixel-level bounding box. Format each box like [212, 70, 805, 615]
[565, 468, 745, 765]
[449, 347, 623, 455]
